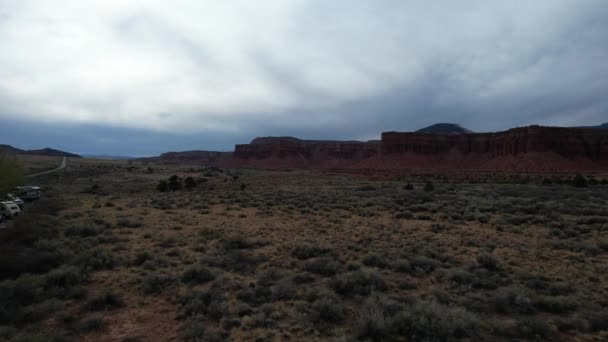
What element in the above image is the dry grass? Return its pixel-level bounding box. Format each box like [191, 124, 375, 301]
[3, 158, 608, 341]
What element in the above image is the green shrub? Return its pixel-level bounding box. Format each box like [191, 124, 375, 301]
[392, 301, 479, 341]
[357, 295, 401, 340]
[477, 253, 501, 271]
[304, 258, 340, 277]
[141, 273, 173, 294]
[362, 253, 390, 268]
[83, 289, 123, 311]
[156, 180, 169, 192]
[184, 177, 196, 189]
[493, 287, 534, 314]
[311, 293, 345, 324]
[292, 244, 332, 259]
[330, 270, 387, 296]
[181, 265, 215, 285]
[168, 175, 182, 191]
[75, 248, 118, 271]
[78, 315, 106, 333]
[424, 181, 435, 192]
[588, 310, 608, 332]
[572, 174, 588, 188]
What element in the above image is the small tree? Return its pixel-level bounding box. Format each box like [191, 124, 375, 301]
[156, 180, 168, 192]
[0, 154, 23, 195]
[184, 177, 196, 189]
[572, 174, 588, 188]
[168, 175, 182, 191]
[403, 183, 414, 191]
[424, 181, 435, 192]
[240, 184, 246, 191]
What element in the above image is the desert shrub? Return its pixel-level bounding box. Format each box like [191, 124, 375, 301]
[304, 258, 340, 277]
[83, 289, 123, 311]
[292, 244, 332, 259]
[477, 253, 501, 271]
[75, 248, 118, 271]
[587, 310, 608, 332]
[330, 270, 387, 296]
[0, 245, 63, 280]
[392, 301, 479, 341]
[0, 274, 45, 324]
[181, 321, 205, 341]
[221, 235, 262, 250]
[534, 296, 578, 313]
[311, 293, 345, 324]
[141, 273, 173, 294]
[403, 183, 414, 190]
[424, 181, 435, 192]
[408, 256, 440, 276]
[181, 265, 215, 286]
[236, 285, 273, 306]
[64, 225, 101, 238]
[572, 174, 588, 188]
[271, 279, 297, 300]
[180, 287, 227, 319]
[362, 253, 390, 268]
[184, 177, 196, 189]
[45, 265, 83, 290]
[168, 175, 182, 191]
[431, 223, 453, 233]
[392, 260, 411, 273]
[201, 250, 264, 274]
[116, 217, 143, 228]
[507, 317, 552, 340]
[78, 315, 106, 333]
[493, 287, 534, 314]
[395, 212, 414, 219]
[133, 251, 152, 266]
[256, 267, 285, 287]
[358, 296, 393, 340]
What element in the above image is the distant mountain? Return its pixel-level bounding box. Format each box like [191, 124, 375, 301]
[82, 154, 137, 160]
[416, 123, 474, 134]
[576, 123, 608, 130]
[0, 145, 82, 158]
[0, 144, 25, 154]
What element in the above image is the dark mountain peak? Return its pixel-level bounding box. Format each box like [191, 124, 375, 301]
[416, 123, 474, 134]
[0, 144, 82, 158]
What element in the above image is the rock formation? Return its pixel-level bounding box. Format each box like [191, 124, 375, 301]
[138, 124, 608, 172]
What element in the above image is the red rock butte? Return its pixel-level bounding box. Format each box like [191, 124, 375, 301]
[143, 125, 608, 173]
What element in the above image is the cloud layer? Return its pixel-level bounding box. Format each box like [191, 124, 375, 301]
[1, 0, 607, 152]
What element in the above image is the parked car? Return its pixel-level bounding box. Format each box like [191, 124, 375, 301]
[14, 186, 42, 201]
[1, 201, 21, 218]
[6, 194, 24, 209]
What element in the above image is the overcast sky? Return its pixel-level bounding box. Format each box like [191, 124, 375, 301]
[1, 1, 607, 156]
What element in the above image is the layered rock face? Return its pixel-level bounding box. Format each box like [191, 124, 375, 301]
[141, 150, 232, 164]
[382, 126, 608, 161]
[140, 125, 608, 172]
[228, 137, 380, 168]
[228, 126, 608, 171]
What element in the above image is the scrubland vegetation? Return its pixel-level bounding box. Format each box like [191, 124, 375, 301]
[1, 158, 608, 341]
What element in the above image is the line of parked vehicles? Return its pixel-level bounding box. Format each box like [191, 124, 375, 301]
[0, 186, 42, 224]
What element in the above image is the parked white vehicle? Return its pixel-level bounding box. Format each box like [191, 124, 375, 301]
[1, 201, 21, 218]
[6, 194, 24, 209]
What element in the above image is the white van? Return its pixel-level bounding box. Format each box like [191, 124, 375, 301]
[6, 194, 24, 209]
[1, 201, 21, 218]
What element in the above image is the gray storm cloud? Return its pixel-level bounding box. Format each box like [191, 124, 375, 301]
[0, 0, 607, 138]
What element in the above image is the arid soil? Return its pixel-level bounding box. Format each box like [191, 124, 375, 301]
[2, 158, 608, 341]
